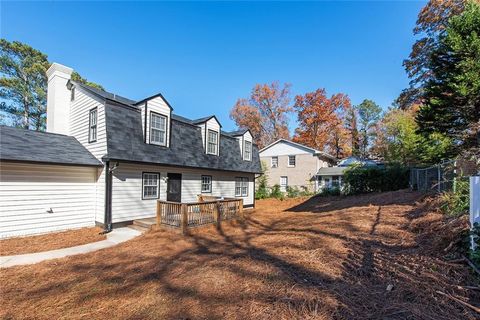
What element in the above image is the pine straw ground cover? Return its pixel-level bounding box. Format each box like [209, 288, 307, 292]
[0, 190, 478, 319]
[0, 227, 106, 256]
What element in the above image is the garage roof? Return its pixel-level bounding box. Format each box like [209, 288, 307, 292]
[0, 126, 102, 167]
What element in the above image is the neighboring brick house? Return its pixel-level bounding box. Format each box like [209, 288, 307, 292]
[259, 139, 337, 192]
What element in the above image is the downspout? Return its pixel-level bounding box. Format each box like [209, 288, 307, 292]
[102, 160, 113, 234]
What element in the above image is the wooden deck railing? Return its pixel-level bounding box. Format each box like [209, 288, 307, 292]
[156, 198, 243, 234]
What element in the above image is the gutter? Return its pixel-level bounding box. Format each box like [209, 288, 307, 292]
[101, 161, 118, 234]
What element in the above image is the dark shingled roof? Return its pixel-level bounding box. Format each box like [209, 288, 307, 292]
[0, 126, 102, 167]
[103, 103, 262, 173]
[71, 81, 136, 106]
[227, 129, 249, 136]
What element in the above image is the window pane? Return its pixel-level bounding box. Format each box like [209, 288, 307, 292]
[288, 156, 296, 166]
[207, 131, 218, 154]
[143, 173, 159, 198]
[89, 109, 97, 142]
[151, 114, 167, 145]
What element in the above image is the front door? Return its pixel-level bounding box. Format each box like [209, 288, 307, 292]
[167, 173, 182, 202]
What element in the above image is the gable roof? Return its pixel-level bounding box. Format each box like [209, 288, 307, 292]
[134, 92, 174, 109]
[0, 126, 102, 167]
[103, 102, 261, 173]
[259, 139, 337, 161]
[191, 115, 222, 127]
[227, 129, 252, 137]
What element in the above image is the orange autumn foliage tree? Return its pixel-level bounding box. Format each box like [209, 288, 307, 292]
[230, 82, 292, 148]
[292, 89, 352, 158]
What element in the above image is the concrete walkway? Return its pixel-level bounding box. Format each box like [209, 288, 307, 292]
[0, 227, 142, 268]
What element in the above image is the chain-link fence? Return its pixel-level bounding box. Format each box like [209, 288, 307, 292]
[410, 159, 479, 193]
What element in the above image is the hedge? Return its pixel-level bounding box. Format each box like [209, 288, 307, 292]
[342, 164, 409, 195]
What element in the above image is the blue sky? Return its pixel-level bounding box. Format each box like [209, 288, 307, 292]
[1, 1, 425, 132]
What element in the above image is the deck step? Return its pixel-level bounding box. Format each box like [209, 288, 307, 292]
[128, 224, 150, 233]
[132, 218, 156, 229]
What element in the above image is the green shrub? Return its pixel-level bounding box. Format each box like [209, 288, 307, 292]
[299, 188, 314, 197]
[269, 184, 284, 200]
[440, 178, 469, 216]
[256, 161, 270, 200]
[318, 187, 341, 196]
[286, 186, 301, 198]
[343, 164, 409, 195]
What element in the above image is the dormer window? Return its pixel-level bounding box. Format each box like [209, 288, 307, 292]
[244, 140, 252, 161]
[150, 112, 167, 146]
[207, 129, 218, 155]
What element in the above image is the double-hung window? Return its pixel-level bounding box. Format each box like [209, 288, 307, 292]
[244, 141, 252, 161]
[235, 177, 248, 197]
[142, 173, 159, 199]
[207, 130, 218, 155]
[88, 108, 97, 143]
[201, 175, 212, 193]
[288, 155, 296, 167]
[150, 112, 167, 146]
[280, 176, 288, 192]
[271, 156, 278, 168]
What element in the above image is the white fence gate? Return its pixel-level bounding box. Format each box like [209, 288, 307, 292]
[470, 176, 480, 250]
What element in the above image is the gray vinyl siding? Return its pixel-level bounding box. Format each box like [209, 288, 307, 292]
[0, 162, 97, 238]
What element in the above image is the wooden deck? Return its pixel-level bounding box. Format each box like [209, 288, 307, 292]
[156, 198, 244, 234]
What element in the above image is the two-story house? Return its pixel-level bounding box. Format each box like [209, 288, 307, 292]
[259, 139, 337, 192]
[0, 63, 261, 238]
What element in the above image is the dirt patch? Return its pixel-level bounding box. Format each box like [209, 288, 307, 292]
[0, 190, 478, 319]
[0, 227, 106, 256]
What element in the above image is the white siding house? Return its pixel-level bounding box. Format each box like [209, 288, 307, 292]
[0, 163, 97, 238]
[0, 62, 261, 238]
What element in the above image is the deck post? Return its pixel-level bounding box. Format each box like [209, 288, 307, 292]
[214, 201, 221, 230]
[156, 201, 162, 227]
[239, 199, 244, 219]
[181, 203, 188, 235]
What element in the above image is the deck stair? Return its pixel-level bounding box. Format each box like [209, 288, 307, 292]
[129, 218, 156, 232]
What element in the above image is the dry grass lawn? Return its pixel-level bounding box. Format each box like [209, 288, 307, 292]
[0, 227, 106, 256]
[0, 190, 478, 319]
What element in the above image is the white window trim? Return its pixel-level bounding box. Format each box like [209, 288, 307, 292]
[280, 176, 288, 192]
[207, 129, 218, 155]
[235, 177, 248, 197]
[150, 112, 167, 146]
[287, 155, 296, 167]
[142, 172, 160, 199]
[244, 140, 252, 161]
[88, 107, 97, 143]
[201, 175, 212, 193]
[271, 156, 278, 168]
